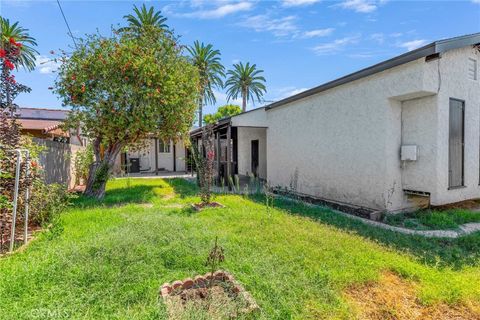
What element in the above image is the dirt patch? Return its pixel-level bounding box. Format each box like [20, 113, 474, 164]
[431, 199, 480, 211]
[345, 272, 480, 320]
[162, 193, 175, 200]
[191, 202, 225, 211]
[160, 271, 259, 320]
[165, 285, 249, 320]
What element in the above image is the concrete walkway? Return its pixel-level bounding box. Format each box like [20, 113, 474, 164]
[340, 214, 480, 238]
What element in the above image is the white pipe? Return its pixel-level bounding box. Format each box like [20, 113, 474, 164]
[9, 149, 22, 252]
[23, 151, 30, 245]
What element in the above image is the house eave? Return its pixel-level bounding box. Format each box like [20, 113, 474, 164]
[265, 33, 480, 111]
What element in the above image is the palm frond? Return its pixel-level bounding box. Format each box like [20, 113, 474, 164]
[0, 17, 39, 71]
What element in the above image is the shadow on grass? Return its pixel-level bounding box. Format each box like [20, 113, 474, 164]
[166, 178, 199, 199]
[72, 178, 198, 209]
[248, 194, 480, 269]
[73, 185, 162, 209]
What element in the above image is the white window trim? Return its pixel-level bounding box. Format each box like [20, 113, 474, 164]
[159, 140, 171, 153]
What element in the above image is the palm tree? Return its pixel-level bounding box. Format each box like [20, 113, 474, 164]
[0, 17, 38, 71]
[121, 4, 168, 32]
[187, 41, 225, 126]
[225, 62, 266, 112]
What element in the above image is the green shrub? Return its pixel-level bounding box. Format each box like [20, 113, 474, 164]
[29, 180, 74, 226]
[73, 145, 94, 186]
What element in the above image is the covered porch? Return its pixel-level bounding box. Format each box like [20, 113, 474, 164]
[190, 107, 268, 186]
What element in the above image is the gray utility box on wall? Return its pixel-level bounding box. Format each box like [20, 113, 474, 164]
[401, 145, 418, 161]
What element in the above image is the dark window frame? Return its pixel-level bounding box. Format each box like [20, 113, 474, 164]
[158, 140, 171, 153]
[448, 98, 465, 190]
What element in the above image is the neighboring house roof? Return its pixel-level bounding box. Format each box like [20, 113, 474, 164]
[16, 107, 70, 137]
[18, 119, 61, 131]
[265, 32, 480, 111]
[16, 107, 68, 121]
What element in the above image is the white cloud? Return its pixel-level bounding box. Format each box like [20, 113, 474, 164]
[239, 14, 298, 37]
[398, 39, 428, 51]
[472, 0, 480, 4]
[282, 0, 321, 7]
[3, 0, 30, 7]
[303, 28, 335, 38]
[181, 1, 253, 19]
[35, 55, 61, 74]
[276, 87, 310, 100]
[313, 36, 360, 55]
[370, 33, 384, 43]
[338, 0, 377, 13]
[212, 89, 243, 107]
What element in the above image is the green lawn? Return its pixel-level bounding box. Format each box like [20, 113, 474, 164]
[384, 208, 480, 230]
[0, 178, 479, 319]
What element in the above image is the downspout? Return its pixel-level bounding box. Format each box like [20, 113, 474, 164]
[154, 138, 159, 176]
[173, 142, 176, 172]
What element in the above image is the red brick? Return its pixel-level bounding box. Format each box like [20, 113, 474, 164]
[214, 270, 226, 280]
[194, 275, 206, 287]
[172, 280, 183, 290]
[161, 283, 172, 294]
[182, 278, 194, 289]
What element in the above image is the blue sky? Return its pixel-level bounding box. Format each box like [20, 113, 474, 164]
[2, 0, 480, 115]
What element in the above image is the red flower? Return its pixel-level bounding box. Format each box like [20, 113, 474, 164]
[0, 49, 5, 58]
[71, 75, 76, 80]
[81, 84, 86, 93]
[4, 59, 14, 70]
[14, 42, 22, 48]
[9, 37, 16, 44]
[30, 161, 38, 168]
[207, 150, 215, 161]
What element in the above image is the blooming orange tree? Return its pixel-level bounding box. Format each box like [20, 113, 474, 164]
[55, 26, 200, 198]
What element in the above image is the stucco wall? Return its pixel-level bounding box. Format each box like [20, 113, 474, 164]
[231, 107, 267, 127]
[434, 46, 480, 205]
[237, 127, 267, 179]
[266, 58, 438, 210]
[126, 139, 186, 172]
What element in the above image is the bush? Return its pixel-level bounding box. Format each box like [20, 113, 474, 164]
[29, 180, 73, 226]
[73, 145, 94, 186]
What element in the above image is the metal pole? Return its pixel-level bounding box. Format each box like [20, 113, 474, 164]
[23, 151, 30, 245]
[9, 150, 22, 252]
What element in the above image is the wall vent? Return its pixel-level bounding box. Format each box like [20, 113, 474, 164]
[468, 58, 478, 81]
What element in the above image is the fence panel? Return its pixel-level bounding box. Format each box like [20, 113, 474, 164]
[33, 138, 85, 189]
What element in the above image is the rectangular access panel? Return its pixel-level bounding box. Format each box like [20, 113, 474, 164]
[448, 98, 465, 188]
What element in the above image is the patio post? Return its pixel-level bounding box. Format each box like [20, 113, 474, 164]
[216, 132, 221, 184]
[226, 124, 232, 188]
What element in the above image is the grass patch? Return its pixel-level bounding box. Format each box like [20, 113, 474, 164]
[256, 195, 480, 268]
[384, 209, 480, 230]
[0, 178, 479, 319]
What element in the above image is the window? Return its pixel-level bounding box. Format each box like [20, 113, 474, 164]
[468, 58, 477, 81]
[448, 98, 465, 189]
[159, 140, 170, 153]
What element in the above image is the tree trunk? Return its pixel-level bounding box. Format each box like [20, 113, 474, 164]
[84, 139, 122, 199]
[198, 97, 203, 127]
[242, 89, 247, 113]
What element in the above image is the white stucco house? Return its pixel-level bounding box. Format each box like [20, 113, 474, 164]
[192, 33, 480, 213]
[113, 138, 189, 176]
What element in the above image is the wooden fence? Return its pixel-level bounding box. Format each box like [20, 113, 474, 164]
[33, 138, 85, 189]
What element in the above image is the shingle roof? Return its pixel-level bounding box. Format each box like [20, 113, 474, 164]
[17, 107, 69, 120]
